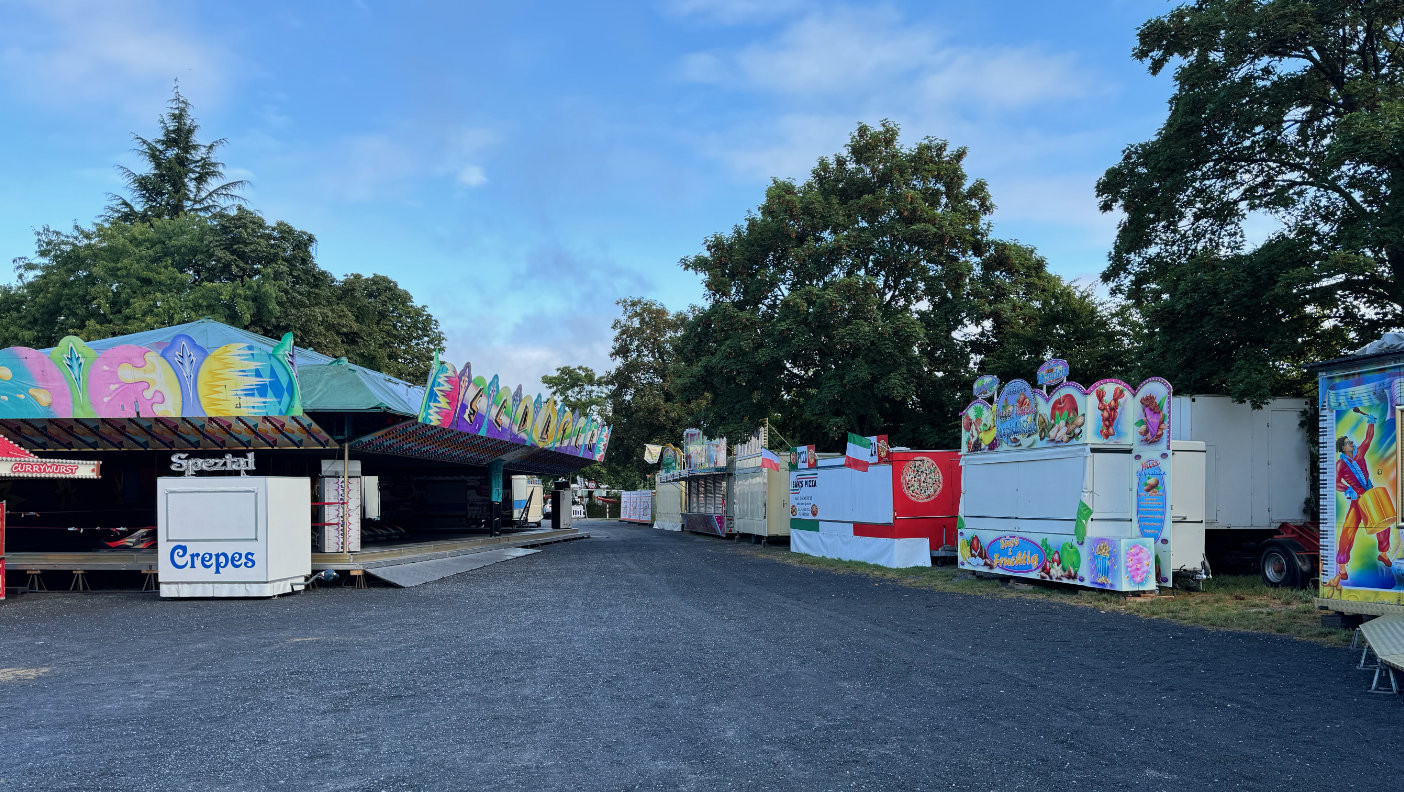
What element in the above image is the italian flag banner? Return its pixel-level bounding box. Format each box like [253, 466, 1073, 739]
[844, 432, 872, 471]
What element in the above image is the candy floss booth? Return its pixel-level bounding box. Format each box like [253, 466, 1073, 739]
[1312, 334, 1404, 614]
[957, 361, 1207, 591]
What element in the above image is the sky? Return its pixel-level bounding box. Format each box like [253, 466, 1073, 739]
[0, 0, 1177, 392]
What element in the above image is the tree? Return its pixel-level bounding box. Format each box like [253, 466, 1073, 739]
[601, 298, 702, 488]
[676, 121, 993, 448]
[1097, 0, 1404, 399]
[542, 365, 608, 417]
[967, 241, 1143, 387]
[2, 90, 446, 383]
[333, 273, 445, 382]
[107, 85, 248, 223]
[3, 212, 444, 382]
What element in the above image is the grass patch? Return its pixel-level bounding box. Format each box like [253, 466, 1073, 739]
[743, 544, 1349, 646]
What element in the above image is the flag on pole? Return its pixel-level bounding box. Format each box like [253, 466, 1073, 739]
[844, 432, 872, 471]
[643, 444, 662, 463]
[760, 449, 781, 472]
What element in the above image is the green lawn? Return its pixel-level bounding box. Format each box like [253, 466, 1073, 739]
[745, 544, 1349, 646]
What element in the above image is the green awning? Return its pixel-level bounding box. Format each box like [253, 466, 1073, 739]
[298, 358, 422, 415]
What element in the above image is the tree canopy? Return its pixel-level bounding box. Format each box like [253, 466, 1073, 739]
[676, 121, 995, 448]
[1097, 0, 1404, 401]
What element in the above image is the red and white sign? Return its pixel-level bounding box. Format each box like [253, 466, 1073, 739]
[0, 434, 100, 479]
[0, 458, 100, 479]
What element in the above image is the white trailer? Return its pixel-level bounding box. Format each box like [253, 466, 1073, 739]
[1169, 396, 1315, 584]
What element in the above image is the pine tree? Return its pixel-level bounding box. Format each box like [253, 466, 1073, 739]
[106, 84, 248, 222]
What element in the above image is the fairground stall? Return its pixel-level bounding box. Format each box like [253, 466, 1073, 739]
[652, 445, 685, 531]
[620, 490, 652, 524]
[787, 437, 962, 566]
[729, 427, 789, 542]
[957, 360, 1206, 591]
[1311, 334, 1404, 615]
[0, 436, 100, 599]
[656, 429, 730, 536]
[0, 320, 609, 595]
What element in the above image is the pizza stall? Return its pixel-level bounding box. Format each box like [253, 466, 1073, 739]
[787, 436, 962, 568]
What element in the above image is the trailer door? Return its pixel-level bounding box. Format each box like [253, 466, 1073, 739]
[1266, 406, 1308, 525]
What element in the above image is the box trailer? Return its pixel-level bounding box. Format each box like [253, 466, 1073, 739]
[620, 490, 653, 524]
[732, 460, 790, 542]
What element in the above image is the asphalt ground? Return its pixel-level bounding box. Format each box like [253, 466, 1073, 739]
[0, 520, 1399, 791]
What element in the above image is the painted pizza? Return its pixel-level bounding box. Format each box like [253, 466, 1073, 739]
[901, 456, 943, 503]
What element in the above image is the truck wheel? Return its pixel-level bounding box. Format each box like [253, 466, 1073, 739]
[1259, 542, 1300, 588]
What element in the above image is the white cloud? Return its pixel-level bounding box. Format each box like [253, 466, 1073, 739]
[676, 3, 1115, 260]
[436, 244, 651, 393]
[309, 123, 499, 202]
[0, 0, 231, 113]
[457, 165, 488, 187]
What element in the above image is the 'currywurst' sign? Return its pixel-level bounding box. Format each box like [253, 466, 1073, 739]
[170, 452, 256, 477]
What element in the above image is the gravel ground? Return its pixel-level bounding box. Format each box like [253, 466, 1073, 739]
[0, 520, 1399, 791]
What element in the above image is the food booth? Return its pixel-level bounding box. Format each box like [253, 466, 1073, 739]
[730, 427, 789, 542]
[957, 361, 1206, 591]
[787, 437, 960, 567]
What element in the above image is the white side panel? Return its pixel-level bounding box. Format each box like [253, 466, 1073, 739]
[361, 476, 381, 520]
[791, 531, 930, 568]
[1267, 407, 1309, 524]
[165, 489, 258, 542]
[265, 477, 312, 584]
[1171, 396, 1311, 530]
[733, 469, 767, 535]
[1087, 449, 1134, 519]
[653, 481, 685, 530]
[962, 445, 1091, 521]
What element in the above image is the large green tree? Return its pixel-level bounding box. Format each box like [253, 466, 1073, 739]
[3, 212, 444, 381]
[1097, 0, 1404, 401]
[677, 121, 993, 448]
[542, 365, 609, 417]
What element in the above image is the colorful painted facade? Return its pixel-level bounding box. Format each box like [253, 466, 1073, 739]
[417, 352, 612, 463]
[0, 332, 301, 419]
[958, 361, 1179, 592]
[1316, 350, 1404, 609]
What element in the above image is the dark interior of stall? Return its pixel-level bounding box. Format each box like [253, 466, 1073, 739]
[1, 447, 556, 554]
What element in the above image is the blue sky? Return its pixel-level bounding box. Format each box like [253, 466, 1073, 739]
[0, 0, 1174, 391]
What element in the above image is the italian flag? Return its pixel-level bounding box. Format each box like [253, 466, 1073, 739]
[844, 432, 871, 471]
